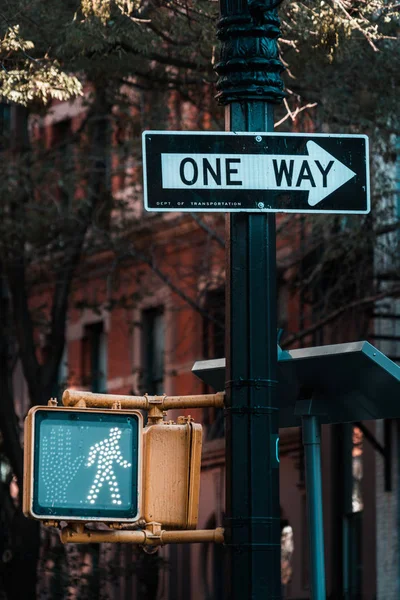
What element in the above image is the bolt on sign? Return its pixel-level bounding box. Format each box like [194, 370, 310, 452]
[23, 407, 143, 522]
[142, 131, 370, 214]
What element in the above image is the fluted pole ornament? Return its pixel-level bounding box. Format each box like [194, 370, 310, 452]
[219, 0, 285, 598]
[215, 0, 285, 105]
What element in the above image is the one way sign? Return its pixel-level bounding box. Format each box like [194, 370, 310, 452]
[142, 132, 370, 214]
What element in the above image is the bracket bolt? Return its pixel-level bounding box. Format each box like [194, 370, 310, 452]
[255, 135, 262, 142]
[258, 202, 265, 209]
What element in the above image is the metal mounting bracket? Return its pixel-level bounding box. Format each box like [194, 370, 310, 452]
[60, 525, 225, 548]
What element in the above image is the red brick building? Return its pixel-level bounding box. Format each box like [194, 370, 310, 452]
[5, 94, 397, 600]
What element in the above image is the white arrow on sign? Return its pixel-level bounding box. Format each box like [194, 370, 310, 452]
[161, 141, 356, 207]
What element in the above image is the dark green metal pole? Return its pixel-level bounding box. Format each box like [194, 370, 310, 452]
[215, 2, 284, 598]
[302, 415, 327, 600]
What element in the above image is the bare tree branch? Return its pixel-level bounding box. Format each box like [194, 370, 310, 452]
[189, 213, 224, 248]
[282, 285, 400, 348]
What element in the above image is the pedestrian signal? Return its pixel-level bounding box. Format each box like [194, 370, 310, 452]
[23, 407, 142, 522]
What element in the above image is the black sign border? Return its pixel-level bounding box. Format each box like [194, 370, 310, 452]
[143, 131, 370, 214]
[32, 410, 140, 520]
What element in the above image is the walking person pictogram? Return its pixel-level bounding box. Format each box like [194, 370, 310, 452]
[85, 427, 131, 506]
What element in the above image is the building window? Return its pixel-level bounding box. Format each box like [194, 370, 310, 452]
[200, 513, 226, 600]
[352, 426, 363, 513]
[203, 289, 225, 440]
[81, 322, 107, 393]
[141, 308, 165, 395]
[52, 119, 73, 209]
[342, 424, 363, 599]
[0, 103, 11, 147]
[281, 516, 294, 597]
[52, 118, 71, 146]
[277, 279, 289, 334]
[395, 135, 400, 245]
[371, 137, 400, 362]
[52, 346, 69, 402]
[203, 288, 225, 362]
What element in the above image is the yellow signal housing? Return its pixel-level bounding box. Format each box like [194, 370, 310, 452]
[23, 407, 34, 518]
[23, 397, 203, 533]
[142, 418, 202, 530]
